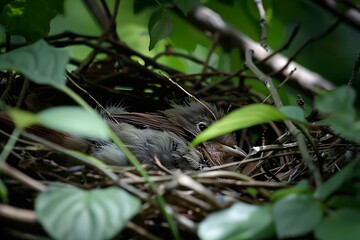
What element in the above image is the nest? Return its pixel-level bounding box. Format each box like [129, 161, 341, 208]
[1, 34, 359, 239]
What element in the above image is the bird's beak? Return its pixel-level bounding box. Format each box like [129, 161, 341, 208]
[217, 144, 247, 158]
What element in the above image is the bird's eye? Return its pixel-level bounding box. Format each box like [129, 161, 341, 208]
[197, 122, 208, 132]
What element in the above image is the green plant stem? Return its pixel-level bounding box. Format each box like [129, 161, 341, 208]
[0, 127, 46, 192]
[245, 49, 322, 187]
[59, 85, 181, 240]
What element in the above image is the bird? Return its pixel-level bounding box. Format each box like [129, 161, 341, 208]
[0, 100, 247, 171]
[93, 100, 247, 171]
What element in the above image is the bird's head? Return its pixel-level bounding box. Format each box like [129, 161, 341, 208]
[162, 100, 246, 166]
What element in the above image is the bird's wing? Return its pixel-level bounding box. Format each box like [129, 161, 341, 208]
[110, 112, 190, 138]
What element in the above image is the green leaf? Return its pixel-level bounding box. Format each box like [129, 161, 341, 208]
[315, 86, 355, 114]
[37, 106, 109, 140]
[0, 40, 68, 87]
[35, 185, 141, 240]
[198, 202, 275, 240]
[279, 105, 305, 122]
[313, 160, 357, 200]
[173, 0, 199, 15]
[192, 104, 305, 146]
[327, 196, 360, 210]
[271, 180, 310, 202]
[0, 0, 64, 42]
[315, 209, 360, 240]
[314, 86, 360, 143]
[0, 179, 8, 203]
[148, 7, 172, 50]
[6, 107, 38, 129]
[272, 194, 323, 238]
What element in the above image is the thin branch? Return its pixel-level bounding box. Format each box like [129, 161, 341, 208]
[186, 5, 334, 92]
[245, 49, 322, 187]
[254, 0, 268, 50]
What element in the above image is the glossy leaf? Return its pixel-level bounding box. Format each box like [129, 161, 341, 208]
[37, 106, 109, 140]
[148, 7, 172, 50]
[35, 185, 141, 240]
[198, 202, 275, 240]
[272, 194, 323, 238]
[0, 0, 64, 41]
[315, 209, 360, 240]
[313, 160, 357, 200]
[0, 40, 68, 87]
[192, 104, 305, 146]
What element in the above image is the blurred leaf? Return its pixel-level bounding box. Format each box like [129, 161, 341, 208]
[0, 40, 68, 87]
[279, 105, 305, 122]
[192, 103, 305, 146]
[0, 0, 64, 41]
[0, 24, 4, 42]
[148, 7, 172, 50]
[37, 106, 109, 140]
[313, 160, 357, 200]
[315, 86, 355, 114]
[35, 185, 141, 240]
[315, 209, 360, 240]
[198, 202, 275, 240]
[6, 107, 38, 129]
[271, 180, 310, 202]
[133, 0, 157, 13]
[315, 86, 360, 143]
[0, 179, 8, 203]
[173, 0, 199, 15]
[327, 196, 360, 210]
[272, 194, 323, 238]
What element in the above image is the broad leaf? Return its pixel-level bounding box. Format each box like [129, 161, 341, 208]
[272, 194, 323, 238]
[279, 105, 305, 122]
[271, 180, 310, 202]
[148, 7, 172, 50]
[35, 185, 141, 240]
[37, 106, 109, 140]
[315, 86, 355, 114]
[192, 104, 305, 146]
[315, 86, 360, 143]
[0, 40, 68, 87]
[315, 209, 360, 240]
[0, 0, 64, 42]
[198, 202, 275, 240]
[313, 160, 357, 200]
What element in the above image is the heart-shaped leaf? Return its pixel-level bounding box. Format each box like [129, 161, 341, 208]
[35, 185, 141, 240]
[0, 40, 68, 87]
[148, 7, 172, 50]
[198, 202, 275, 240]
[315, 209, 360, 240]
[272, 194, 323, 238]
